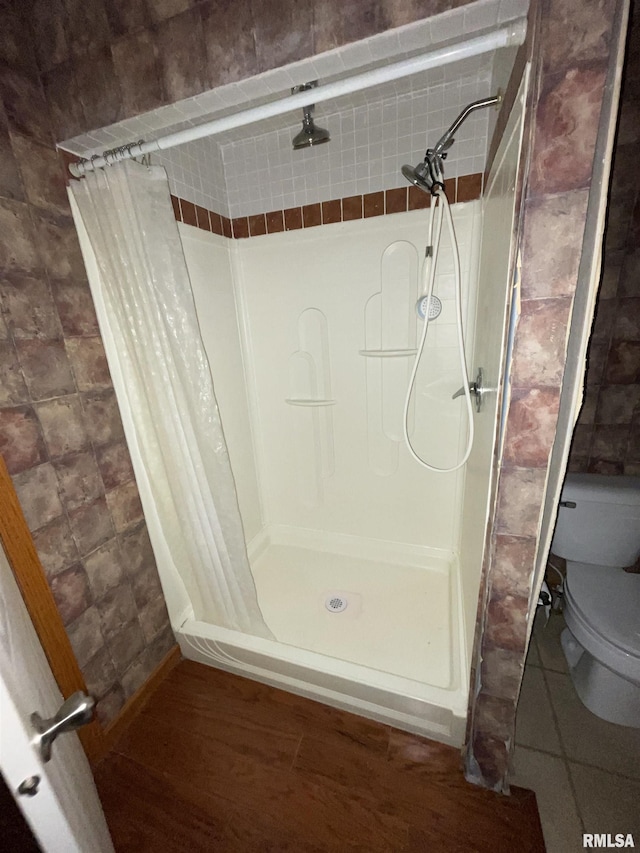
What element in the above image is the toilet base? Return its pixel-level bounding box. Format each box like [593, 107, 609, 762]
[561, 628, 640, 728]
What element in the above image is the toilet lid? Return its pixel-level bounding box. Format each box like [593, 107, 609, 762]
[566, 562, 640, 658]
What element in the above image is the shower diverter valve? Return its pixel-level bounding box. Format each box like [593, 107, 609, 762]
[416, 294, 442, 320]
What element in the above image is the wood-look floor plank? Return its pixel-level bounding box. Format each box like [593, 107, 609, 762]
[98, 661, 545, 852]
[114, 710, 410, 851]
[150, 661, 390, 752]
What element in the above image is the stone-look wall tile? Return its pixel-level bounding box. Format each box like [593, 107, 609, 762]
[1, 273, 62, 340]
[579, 385, 599, 424]
[41, 63, 86, 142]
[12, 462, 63, 530]
[503, 387, 560, 468]
[105, 480, 144, 532]
[0, 67, 52, 144]
[31, 0, 69, 74]
[31, 211, 85, 280]
[131, 560, 164, 610]
[520, 191, 589, 299]
[32, 516, 80, 578]
[491, 536, 539, 600]
[9, 134, 68, 215]
[469, 733, 509, 792]
[0, 4, 40, 79]
[35, 395, 89, 457]
[252, 0, 313, 71]
[529, 66, 607, 198]
[484, 590, 529, 652]
[570, 422, 593, 458]
[0, 198, 42, 272]
[84, 538, 125, 600]
[120, 646, 158, 698]
[314, 0, 383, 53]
[68, 495, 115, 556]
[112, 29, 164, 117]
[146, 0, 193, 24]
[479, 648, 524, 702]
[119, 522, 155, 577]
[589, 424, 631, 464]
[104, 0, 150, 38]
[96, 685, 126, 727]
[495, 468, 546, 538]
[64, 337, 112, 391]
[541, 0, 615, 72]
[0, 340, 29, 404]
[82, 646, 118, 701]
[0, 103, 24, 202]
[599, 261, 622, 299]
[475, 694, 518, 743]
[595, 384, 640, 423]
[619, 251, 640, 298]
[605, 340, 640, 383]
[52, 450, 105, 512]
[156, 9, 208, 103]
[67, 605, 105, 668]
[202, 0, 258, 89]
[511, 298, 572, 387]
[14, 338, 76, 400]
[0, 405, 47, 474]
[107, 619, 146, 676]
[96, 584, 138, 640]
[50, 563, 92, 625]
[50, 279, 99, 337]
[80, 390, 125, 446]
[75, 45, 123, 132]
[95, 441, 134, 490]
[62, 0, 111, 59]
[613, 298, 640, 340]
[138, 596, 170, 644]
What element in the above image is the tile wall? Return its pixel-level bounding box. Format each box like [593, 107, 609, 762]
[568, 20, 640, 476]
[169, 174, 484, 240]
[0, 5, 174, 726]
[464, 0, 624, 791]
[220, 74, 491, 219]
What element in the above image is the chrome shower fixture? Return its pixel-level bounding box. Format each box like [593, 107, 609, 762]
[291, 82, 331, 149]
[402, 93, 501, 195]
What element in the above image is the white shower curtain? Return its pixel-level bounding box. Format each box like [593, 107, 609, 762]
[71, 161, 273, 639]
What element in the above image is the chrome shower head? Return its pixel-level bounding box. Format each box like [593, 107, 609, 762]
[291, 82, 330, 150]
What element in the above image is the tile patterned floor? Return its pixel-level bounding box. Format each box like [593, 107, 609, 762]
[513, 610, 640, 853]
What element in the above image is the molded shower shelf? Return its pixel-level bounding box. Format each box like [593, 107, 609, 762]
[358, 348, 418, 358]
[284, 398, 336, 406]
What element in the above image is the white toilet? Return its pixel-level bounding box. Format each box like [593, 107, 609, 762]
[551, 473, 640, 727]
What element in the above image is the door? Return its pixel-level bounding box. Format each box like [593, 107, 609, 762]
[0, 543, 114, 853]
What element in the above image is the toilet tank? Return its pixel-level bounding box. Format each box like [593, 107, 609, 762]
[551, 474, 640, 567]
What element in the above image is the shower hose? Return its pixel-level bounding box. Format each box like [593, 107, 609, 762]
[402, 187, 475, 472]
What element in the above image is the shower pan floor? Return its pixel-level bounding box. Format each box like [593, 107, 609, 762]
[250, 541, 453, 688]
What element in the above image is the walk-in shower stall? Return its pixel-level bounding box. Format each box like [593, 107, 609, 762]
[67, 6, 529, 745]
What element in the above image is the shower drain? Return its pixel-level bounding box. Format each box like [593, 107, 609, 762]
[325, 595, 348, 613]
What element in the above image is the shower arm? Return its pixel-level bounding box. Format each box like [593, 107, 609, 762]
[431, 94, 501, 157]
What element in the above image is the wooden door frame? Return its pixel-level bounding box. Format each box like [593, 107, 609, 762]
[0, 458, 179, 764]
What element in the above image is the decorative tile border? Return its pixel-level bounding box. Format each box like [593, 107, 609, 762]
[170, 172, 484, 239]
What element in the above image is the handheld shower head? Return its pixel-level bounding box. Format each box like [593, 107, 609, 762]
[402, 93, 502, 195]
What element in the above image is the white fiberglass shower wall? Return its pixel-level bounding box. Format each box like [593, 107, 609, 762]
[175, 201, 481, 741]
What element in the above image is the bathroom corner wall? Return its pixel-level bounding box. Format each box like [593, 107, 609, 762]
[464, 0, 626, 791]
[568, 11, 640, 476]
[0, 4, 173, 727]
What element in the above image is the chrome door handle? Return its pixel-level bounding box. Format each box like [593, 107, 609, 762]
[452, 368, 485, 413]
[31, 691, 95, 763]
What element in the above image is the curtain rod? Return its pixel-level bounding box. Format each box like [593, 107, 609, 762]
[70, 21, 526, 177]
